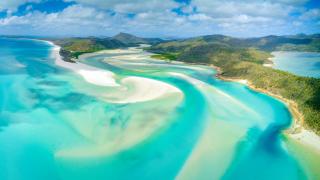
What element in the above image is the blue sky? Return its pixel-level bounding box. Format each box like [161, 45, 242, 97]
[0, 0, 319, 38]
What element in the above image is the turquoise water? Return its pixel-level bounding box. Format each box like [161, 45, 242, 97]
[0, 38, 318, 180]
[272, 51, 320, 78]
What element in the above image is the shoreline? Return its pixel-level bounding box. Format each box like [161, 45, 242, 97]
[41, 40, 320, 151]
[263, 57, 274, 67]
[45, 41, 183, 103]
[44, 40, 120, 87]
[211, 65, 320, 152]
[212, 65, 303, 129]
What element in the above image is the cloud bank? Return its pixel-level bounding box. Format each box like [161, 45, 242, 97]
[0, 0, 319, 37]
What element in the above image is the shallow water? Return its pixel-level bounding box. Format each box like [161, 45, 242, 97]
[0, 38, 318, 180]
[272, 51, 320, 78]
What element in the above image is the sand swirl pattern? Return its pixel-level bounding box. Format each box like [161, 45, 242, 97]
[0, 38, 319, 180]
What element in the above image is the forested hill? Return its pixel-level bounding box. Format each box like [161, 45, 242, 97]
[49, 33, 164, 61]
[50, 37, 126, 61]
[148, 34, 320, 55]
[147, 33, 320, 135]
[111, 32, 164, 45]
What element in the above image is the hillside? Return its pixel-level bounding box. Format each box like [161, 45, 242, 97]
[49, 33, 164, 61]
[111, 32, 164, 45]
[148, 34, 320, 53]
[51, 37, 128, 60]
[147, 34, 320, 134]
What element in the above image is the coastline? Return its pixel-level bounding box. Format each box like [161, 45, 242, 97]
[44, 40, 120, 87]
[44, 40, 183, 103]
[211, 65, 320, 152]
[263, 57, 274, 67]
[41, 39, 320, 152]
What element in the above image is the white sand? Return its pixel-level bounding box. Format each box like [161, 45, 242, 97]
[237, 79, 248, 84]
[263, 63, 273, 67]
[47, 42, 183, 103]
[169, 72, 206, 87]
[263, 57, 275, 67]
[55, 96, 181, 158]
[103, 76, 183, 103]
[106, 56, 210, 73]
[85, 48, 139, 55]
[107, 54, 147, 61]
[51, 45, 119, 87]
[290, 129, 320, 151]
[176, 121, 246, 180]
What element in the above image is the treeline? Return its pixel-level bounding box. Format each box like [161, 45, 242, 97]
[148, 33, 320, 53]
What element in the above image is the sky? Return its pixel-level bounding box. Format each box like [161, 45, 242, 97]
[0, 0, 319, 38]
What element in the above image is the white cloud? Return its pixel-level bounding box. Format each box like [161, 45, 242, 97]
[0, 0, 39, 12]
[0, 5, 114, 35]
[270, 0, 309, 5]
[292, 21, 302, 26]
[182, 0, 318, 36]
[0, 0, 318, 37]
[299, 9, 320, 21]
[63, 0, 179, 13]
[180, 4, 195, 14]
[188, 13, 212, 21]
[0, 4, 212, 37]
[192, 0, 296, 18]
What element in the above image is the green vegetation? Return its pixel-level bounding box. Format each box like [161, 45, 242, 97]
[276, 43, 320, 52]
[52, 37, 128, 60]
[216, 60, 320, 134]
[149, 34, 320, 53]
[112, 32, 163, 45]
[151, 53, 178, 61]
[148, 35, 320, 134]
[51, 33, 164, 61]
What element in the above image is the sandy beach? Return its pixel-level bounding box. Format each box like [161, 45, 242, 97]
[48, 42, 183, 104]
[49, 43, 119, 87]
[263, 57, 275, 67]
[290, 129, 320, 151]
[212, 65, 320, 153]
[263, 63, 273, 67]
